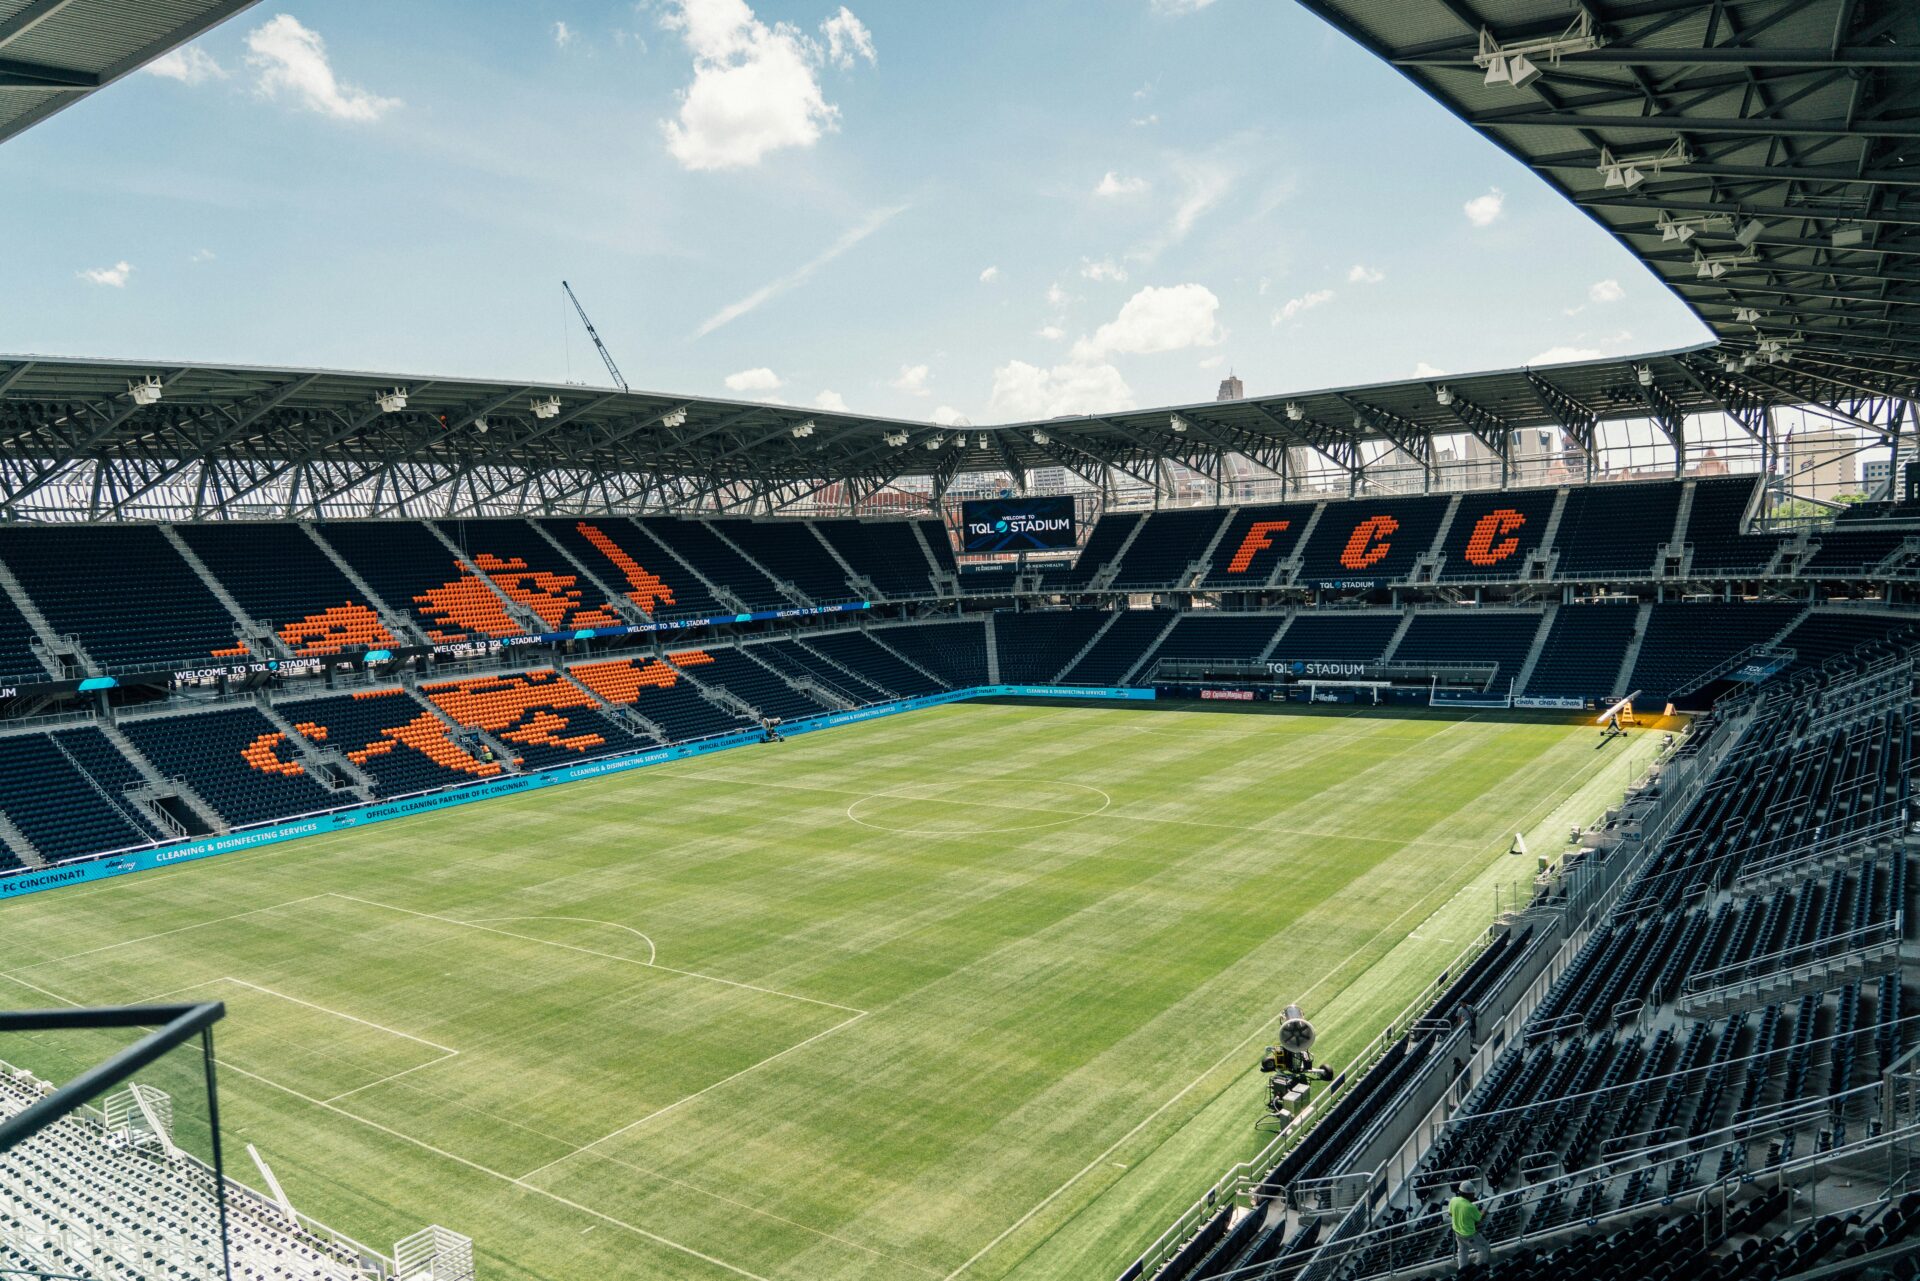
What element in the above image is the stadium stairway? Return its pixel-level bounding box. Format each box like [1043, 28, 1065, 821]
[0, 805, 47, 867]
[0, 558, 69, 681]
[96, 720, 227, 837]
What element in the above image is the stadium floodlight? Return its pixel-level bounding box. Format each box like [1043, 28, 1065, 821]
[923, 436, 943, 450]
[1284, 402, 1306, 421]
[1169, 414, 1190, 433]
[375, 388, 408, 414]
[1634, 365, 1654, 387]
[883, 430, 908, 447]
[530, 396, 562, 419]
[1734, 307, 1763, 324]
[790, 420, 816, 439]
[1693, 248, 1756, 279]
[1597, 140, 1689, 190]
[1735, 218, 1766, 247]
[661, 407, 689, 429]
[127, 376, 164, 407]
[976, 432, 989, 448]
[1434, 385, 1455, 406]
[1031, 429, 1051, 445]
[472, 416, 488, 434]
[1475, 13, 1602, 90]
[1832, 222, 1868, 248]
[1655, 210, 1730, 243]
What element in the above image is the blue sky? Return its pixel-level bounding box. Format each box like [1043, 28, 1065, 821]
[0, 0, 1712, 424]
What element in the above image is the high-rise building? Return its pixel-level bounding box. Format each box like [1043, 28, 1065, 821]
[1216, 374, 1244, 402]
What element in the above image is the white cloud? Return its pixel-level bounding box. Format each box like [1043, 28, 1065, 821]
[1464, 187, 1505, 227]
[1169, 161, 1232, 241]
[891, 363, 931, 396]
[694, 202, 906, 336]
[1589, 278, 1625, 303]
[146, 47, 225, 85]
[1528, 346, 1603, 365]
[1413, 361, 1447, 378]
[1095, 171, 1148, 198]
[819, 7, 876, 69]
[1274, 288, 1334, 324]
[979, 265, 1000, 284]
[553, 20, 574, 47]
[1130, 113, 1159, 127]
[1151, 0, 1216, 12]
[189, 248, 216, 263]
[1080, 257, 1128, 283]
[1347, 263, 1385, 285]
[246, 14, 400, 122]
[78, 261, 133, 288]
[1037, 324, 1065, 341]
[1075, 283, 1225, 360]
[931, 405, 969, 426]
[989, 359, 1136, 419]
[1199, 355, 1226, 370]
[659, 0, 874, 171]
[724, 367, 785, 392]
[814, 389, 850, 412]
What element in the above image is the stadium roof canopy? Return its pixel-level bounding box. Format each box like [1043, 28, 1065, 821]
[4, 0, 1919, 519]
[0, 344, 1902, 520]
[1298, 0, 1920, 389]
[0, 0, 260, 145]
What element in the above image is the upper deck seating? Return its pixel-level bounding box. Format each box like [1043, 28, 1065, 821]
[0, 525, 243, 669]
[1553, 480, 1682, 578]
[633, 518, 788, 611]
[0, 586, 44, 681]
[1053, 512, 1144, 589]
[1200, 502, 1318, 588]
[1295, 495, 1451, 585]
[536, 517, 723, 620]
[1683, 476, 1780, 574]
[433, 519, 640, 630]
[1393, 611, 1542, 686]
[812, 519, 939, 599]
[1270, 612, 1399, 662]
[120, 707, 337, 828]
[993, 610, 1113, 685]
[0, 728, 163, 862]
[1521, 605, 1637, 701]
[175, 522, 396, 657]
[712, 520, 855, 603]
[1437, 489, 1558, 581]
[1108, 509, 1231, 589]
[313, 521, 508, 644]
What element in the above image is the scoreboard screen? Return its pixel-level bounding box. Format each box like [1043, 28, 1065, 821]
[959, 497, 1077, 552]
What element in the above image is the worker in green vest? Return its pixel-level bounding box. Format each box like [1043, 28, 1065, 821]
[1449, 1182, 1492, 1269]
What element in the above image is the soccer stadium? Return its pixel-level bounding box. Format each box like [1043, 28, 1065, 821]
[4, 2, 1920, 1280]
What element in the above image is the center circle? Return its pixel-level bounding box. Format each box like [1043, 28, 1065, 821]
[845, 779, 1111, 835]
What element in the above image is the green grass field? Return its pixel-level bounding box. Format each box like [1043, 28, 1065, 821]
[0, 700, 1664, 1281]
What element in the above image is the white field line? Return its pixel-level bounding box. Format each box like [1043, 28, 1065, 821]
[6, 893, 335, 973]
[517, 1010, 869, 1183]
[327, 893, 863, 1016]
[218, 977, 459, 1053]
[464, 916, 657, 964]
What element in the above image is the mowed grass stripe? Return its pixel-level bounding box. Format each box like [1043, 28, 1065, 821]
[0, 704, 1656, 1281]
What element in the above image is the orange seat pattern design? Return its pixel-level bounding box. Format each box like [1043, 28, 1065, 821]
[278, 603, 398, 656]
[575, 523, 678, 616]
[423, 670, 606, 754]
[415, 563, 521, 641]
[210, 643, 251, 658]
[339, 687, 502, 777]
[1226, 520, 1292, 574]
[471, 553, 625, 629]
[240, 731, 304, 777]
[1340, 514, 1400, 570]
[571, 650, 712, 705]
[1462, 508, 1527, 567]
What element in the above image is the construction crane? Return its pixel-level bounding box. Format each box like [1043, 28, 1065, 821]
[561, 280, 629, 393]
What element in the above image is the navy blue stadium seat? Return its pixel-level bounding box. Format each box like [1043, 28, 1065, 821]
[1521, 605, 1637, 701]
[871, 621, 990, 687]
[1553, 481, 1682, 578]
[1272, 612, 1399, 662]
[1058, 611, 1169, 683]
[1393, 611, 1542, 687]
[1627, 602, 1806, 703]
[812, 519, 940, 599]
[0, 587, 44, 682]
[1107, 509, 1231, 589]
[993, 610, 1113, 685]
[1296, 495, 1451, 586]
[693, 648, 838, 721]
[175, 522, 393, 656]
[1683, 476, 1779, 574]
[0, 728, 163, 862]
[1438, 489, 1558, 581]
[712, 520, 854, 603]
[1201, 502, 1318, 588]
[1053, 512, 1144, 588]
[120, 707, 337, 828]
[805, 631, 946, 696]
[1134, 613, 1287, 675]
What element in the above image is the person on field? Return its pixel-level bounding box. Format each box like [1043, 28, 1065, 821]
[1449, 1183, 1492, 1270]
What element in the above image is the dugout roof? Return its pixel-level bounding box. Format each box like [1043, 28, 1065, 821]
[0, 0, 260, 145]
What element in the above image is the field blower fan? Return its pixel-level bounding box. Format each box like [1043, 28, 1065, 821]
[1260, 1005, 1335, 1120]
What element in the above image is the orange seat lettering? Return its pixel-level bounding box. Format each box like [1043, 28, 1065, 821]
[1227, 520, 1291, 574]
[1340, 515, 1398, 570]
[1463, 508, 1526, 566]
